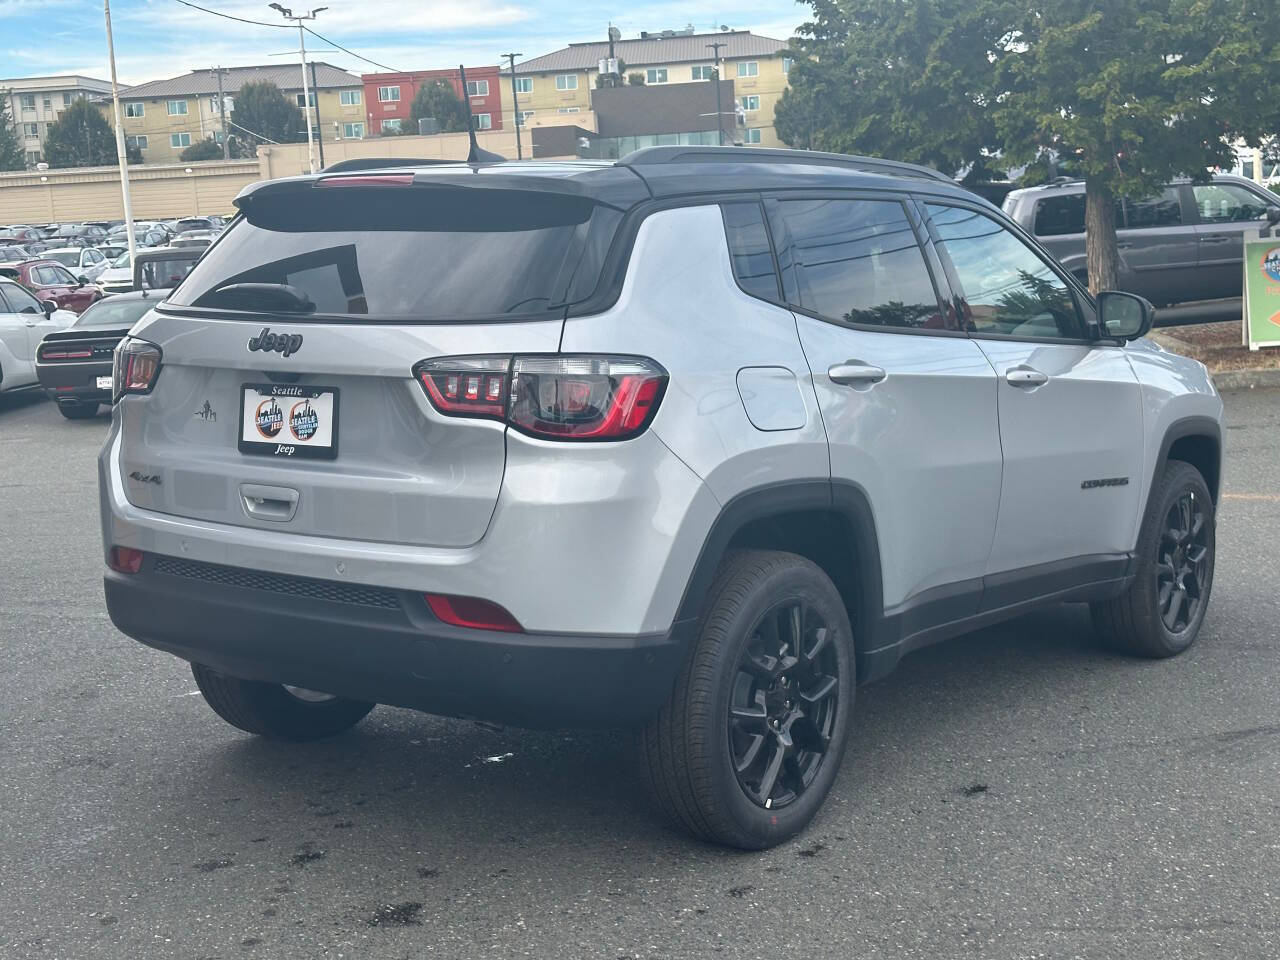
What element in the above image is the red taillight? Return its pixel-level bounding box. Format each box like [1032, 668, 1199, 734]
[315, 174, 414, 188]
[414, 355, 667, 442]
[112, 338, 161, 401]
[425, 594, 523, 633]
[108, 546, 144, 574]
[41, 349, 67, 360]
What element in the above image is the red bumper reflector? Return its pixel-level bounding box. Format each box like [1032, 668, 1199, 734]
[425, 593, 523, 633]
[108, 546, 144, 574]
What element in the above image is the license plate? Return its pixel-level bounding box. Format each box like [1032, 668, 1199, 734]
[96, 376, 113, 390]
[238, 384, 339, 460]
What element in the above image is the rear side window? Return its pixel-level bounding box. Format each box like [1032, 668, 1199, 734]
[1124, 188, 1182, 228]
[720, 201, 780, 301]
[1033, 194, 1126, 236]
[169, 186, 623, 321]
[141, 258, 197, 290]
[768, 198, 945, 329]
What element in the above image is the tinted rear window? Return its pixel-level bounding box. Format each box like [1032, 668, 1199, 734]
[74, 297, 156, 327]
[168, 186, 623, 321]
[141, 258, 197, 289]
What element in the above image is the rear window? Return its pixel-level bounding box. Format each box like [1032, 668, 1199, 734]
[74, 296, 156, 328]
[45, 250, 80, 267]
[167, 185, 623, 321]
[140, 257, 197, 289]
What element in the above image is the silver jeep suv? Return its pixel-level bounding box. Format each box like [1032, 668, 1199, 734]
[100, 147, 1223, 849]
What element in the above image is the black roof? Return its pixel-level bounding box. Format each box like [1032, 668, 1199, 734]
[235, 147, 978, 213]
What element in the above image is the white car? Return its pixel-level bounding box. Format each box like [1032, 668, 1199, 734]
[42, 246, 111, 282]
[98, 251, 134, 296]
[0, 277, 77, 393]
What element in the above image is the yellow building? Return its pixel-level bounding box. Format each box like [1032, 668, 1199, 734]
[502, 29, 792, 147]
[95, 63, 365, 165]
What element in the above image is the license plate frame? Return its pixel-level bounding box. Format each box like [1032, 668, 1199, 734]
[238, 383, 339, 460]
[95, 375, 113, 390]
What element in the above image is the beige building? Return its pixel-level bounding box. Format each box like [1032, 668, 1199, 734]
[1, 75, 114, 167]
[96, 63, 365, 165]
[502, 29, 792, 147]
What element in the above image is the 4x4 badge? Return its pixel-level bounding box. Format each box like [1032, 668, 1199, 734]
[247, 327, 304, 358]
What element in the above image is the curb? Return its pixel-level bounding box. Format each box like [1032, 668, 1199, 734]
[1212, 368, 1280, 392]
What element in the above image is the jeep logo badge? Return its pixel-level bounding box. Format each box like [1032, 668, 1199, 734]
[247, 327, 304, 358]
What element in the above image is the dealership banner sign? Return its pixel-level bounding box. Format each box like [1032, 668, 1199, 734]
[1243, 239, 1280, 350]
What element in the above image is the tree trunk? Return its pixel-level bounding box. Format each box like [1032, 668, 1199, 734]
[1084, 177, 1120, 295]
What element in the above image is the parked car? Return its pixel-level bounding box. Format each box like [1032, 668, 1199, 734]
[100, 147, 1223, 849]
[36, 289, 164, 418]
[169, 231, 216, 250]
[173, 217, 215, 235]
[0, 259, 103, 314]
[41, 246, 112, 281]
[0, 244, 31, 266]
[98, 251, 134, 296]
[0, 276, 77, 394]
[132, 247, 201, 291]
[55, 223, 109, 244]
[1002, 173, 1280, 306]
[2, 226, 44, 244]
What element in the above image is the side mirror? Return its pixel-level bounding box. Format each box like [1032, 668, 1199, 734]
[41, 299, 58, 317]
[1097, 290, 1155, 341]
[1267, 205, 1280, 225]
[76, 275, 89, 286]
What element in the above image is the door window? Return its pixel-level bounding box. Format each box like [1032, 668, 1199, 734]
[1192, 183, 1270, 223]
[2, 283, 43, 313]
[1123, 189, 1183, 228]
[927, 203, 1084, 340]
[720, 202, 780, 301]
[769, 198, 945, 329]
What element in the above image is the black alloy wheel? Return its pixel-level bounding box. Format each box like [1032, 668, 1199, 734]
[1157, 488, 1210, 635]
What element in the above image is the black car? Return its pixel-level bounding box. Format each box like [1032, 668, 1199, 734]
[36, 289, 166, 419]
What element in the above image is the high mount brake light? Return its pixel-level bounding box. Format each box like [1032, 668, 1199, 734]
[112, 338, 162, 401]
[315, 174, 415, 188]
[414, 355, 667, 441]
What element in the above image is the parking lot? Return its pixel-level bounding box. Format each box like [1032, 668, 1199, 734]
[1, 387, 1277, 960]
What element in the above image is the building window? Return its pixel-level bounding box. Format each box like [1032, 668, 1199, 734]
[23, 123, 39, 138]
[743, 128, 762, 144]
[466, 79, 489, 97]
[555, 74, 578, 91]
[737, 61, 759, 78]
[378, 86, 400, 102]
[296, 92, 316, 108]
[20, 94, 35, 110]
[380, 118, 401, 134]
[740, 95, 760, 112]
[125, 101, 144, 118]
[516, 110, 535, 126]
[557, 106, 581, 114]
[513, 77, 532, 93]
[646, 68, 668, 84]
[26, 150, 41, 165]
[126, 135, 148, 150]
[171, 132, 192, 148]
[42, 96, 52, 110]
[63, 92, 73, 105]
[340, 89, 361, 105]
[343, 122, 365, 139]
[691, 65, 715, 80]
[167, 99, 188, 115]
[472, 113, 492, 130]
[782, 57, 794, 74]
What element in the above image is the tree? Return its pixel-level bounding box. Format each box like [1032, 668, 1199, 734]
[180, 137, 243, 161]
[230, 81, 305, 146]
[43, 98, 140, 167]
[0, 96, 24, 170]
[407, 80, 469, 134]
[995, 0, 1280, 291]
[627, 72, 646, 86]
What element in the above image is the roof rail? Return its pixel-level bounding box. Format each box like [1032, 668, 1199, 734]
[618, 145, 955, 184]
[321, 157, 460, 173]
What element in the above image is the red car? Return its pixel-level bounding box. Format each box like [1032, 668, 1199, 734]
[0, 259, 102, 314]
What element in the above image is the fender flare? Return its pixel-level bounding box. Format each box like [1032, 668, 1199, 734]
[1152, 414, 1223, 504]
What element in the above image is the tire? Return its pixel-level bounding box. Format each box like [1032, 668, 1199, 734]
[639, 550, 855, 849]
[191, 663, 374, 741]
[58, 403, 99, 419]
[1091, 460, 1215, 658]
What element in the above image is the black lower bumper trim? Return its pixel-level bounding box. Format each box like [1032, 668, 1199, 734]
[104, 558, 686, 728]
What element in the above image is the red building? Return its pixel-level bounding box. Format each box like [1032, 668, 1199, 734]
[362, 67, 504, 135]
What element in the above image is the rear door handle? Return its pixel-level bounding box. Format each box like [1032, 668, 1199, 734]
[1006, 367, 1049, 388]
[1199, 234, 1232, 243]
[239, 483, 299, 522]
[828, 360, 886, 386]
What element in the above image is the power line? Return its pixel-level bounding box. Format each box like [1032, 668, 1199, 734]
[170, 0, 290, 29]
[226, 118, 281, 145]
[303, 26, 402, 73]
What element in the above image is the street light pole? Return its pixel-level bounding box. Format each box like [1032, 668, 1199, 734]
[502, 52, 522, 160]
[268, 4, 326, 174]
[103, 0, 136, 266]
[210, 66, 230, 160]
[706, 41, 728, 145]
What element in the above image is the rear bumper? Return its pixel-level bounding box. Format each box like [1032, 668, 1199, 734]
[37, 359, 112, 406]
[104, 556, 690, 728]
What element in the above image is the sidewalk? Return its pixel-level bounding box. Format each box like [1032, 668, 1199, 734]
[1148, 318, 1280, 391]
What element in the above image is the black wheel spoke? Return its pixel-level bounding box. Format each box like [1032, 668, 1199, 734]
[744, 650, 781, 681]
[1164, 588, 1185, 631]
[734, 733, 766, 773]
[793, 712, 831, 753]
[800, 674, 837, 705]
[730, 698, 768, 733]
[755, 743, 785, 804]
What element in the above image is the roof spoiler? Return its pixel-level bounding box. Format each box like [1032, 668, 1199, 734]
[619, 145, 954, 183]
[323, 157, 456, 172]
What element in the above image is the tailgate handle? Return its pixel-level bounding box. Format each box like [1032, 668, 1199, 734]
[239, 483, 299, 522]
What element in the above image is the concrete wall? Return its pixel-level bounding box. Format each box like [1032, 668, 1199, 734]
[257, 129, 548, 179]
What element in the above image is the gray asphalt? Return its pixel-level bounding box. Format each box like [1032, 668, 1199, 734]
[1, 388, 1278, 960]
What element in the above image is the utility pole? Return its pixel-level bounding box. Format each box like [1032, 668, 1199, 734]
[706, 41, 728, 145]
[210, 66, 230, 159]
[502, 52, 522, 160]
[268, 4, 326, 174]
[103, 0, 136, 265]
[310, 59, 325, 168]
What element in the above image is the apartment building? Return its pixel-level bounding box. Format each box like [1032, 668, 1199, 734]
[361, 67, 504, 136]
[98, 63, 364, 164]
[501, 29, 791, 146]
[1, 75, 114, 167]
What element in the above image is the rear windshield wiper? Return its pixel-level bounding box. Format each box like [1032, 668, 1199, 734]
[205, 282, 316, 313]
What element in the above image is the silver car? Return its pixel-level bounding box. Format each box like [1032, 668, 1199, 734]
[41, 245, 112, 282]
[1002, 173, 1279, 305]
[99, 147, 1224, 849]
